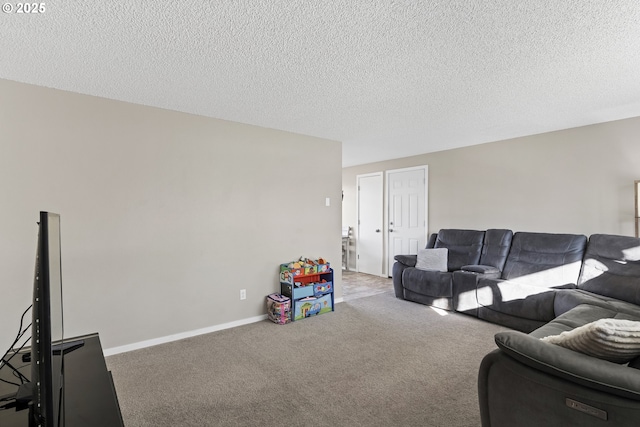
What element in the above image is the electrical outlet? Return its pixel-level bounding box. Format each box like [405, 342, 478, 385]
[240, 289, 247, 300]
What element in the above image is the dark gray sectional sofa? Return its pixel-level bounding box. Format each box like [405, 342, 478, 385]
[392, 229, 640, 426]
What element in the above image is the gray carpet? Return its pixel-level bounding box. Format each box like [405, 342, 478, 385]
[106, 291, 508, 426]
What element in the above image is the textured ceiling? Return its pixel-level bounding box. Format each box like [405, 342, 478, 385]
[2, 1, 640, 167]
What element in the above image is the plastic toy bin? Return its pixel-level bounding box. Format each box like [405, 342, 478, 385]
[266, 293, 291, 325]
[293, 294, 333, 321]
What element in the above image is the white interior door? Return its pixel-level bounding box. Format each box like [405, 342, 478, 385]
[357, 173, 383, 276]
[387, 166, 428, 277]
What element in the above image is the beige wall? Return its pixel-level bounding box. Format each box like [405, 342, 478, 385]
[343, 117, 640, 274]
[0, 79, 342, 351]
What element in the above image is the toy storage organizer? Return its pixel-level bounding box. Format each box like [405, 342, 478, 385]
[280, 267, 334, 322]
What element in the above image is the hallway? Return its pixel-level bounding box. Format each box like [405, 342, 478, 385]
[341, 270, 393, 301]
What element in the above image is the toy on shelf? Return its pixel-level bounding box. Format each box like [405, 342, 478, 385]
[279, 257, 331, 285]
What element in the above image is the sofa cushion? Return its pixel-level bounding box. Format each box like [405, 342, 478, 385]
[415, 248, 448, 272]
[554, 288, 640, 319]
[476, 279, 561, 322]
[402, 268, 453, 298]
[553, 288, 617, 317]
[606, 299, 640, 318]
[578, 234, 640, 306]
[540, 318, 640, 364]
[478, 229, 513, 271]
[432, 229, 484, 271]
[501, 232, 587, 287]
[533, 303, 620, 339]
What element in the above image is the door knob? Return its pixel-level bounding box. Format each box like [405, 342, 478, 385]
[375, 229, 381, 233]
[389, 229, 394, 232]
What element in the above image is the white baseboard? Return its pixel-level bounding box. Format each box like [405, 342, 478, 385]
[105, 296, 345, 356]
[103, 314, 268, 356]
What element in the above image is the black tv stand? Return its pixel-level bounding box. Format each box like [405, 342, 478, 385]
[53, 338, 85, 355]
[0, 333, 123, 427]
[20, 339, 85, 363]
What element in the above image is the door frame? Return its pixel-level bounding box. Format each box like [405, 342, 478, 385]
[385, 165, 428, 276]
[355, 171, 384, 276]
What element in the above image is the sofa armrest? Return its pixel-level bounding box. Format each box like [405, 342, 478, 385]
[494, 331, 640, 401]
[392, 260, 409, 299]
[461, 264, 501, 279]
[394, 254, 417, 267]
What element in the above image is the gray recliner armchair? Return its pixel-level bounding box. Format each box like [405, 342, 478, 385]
[393, 229, 484, 310]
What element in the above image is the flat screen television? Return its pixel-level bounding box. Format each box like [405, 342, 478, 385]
[30, 211, 65, 427]
[6, 212, 69, 426]
[1, 212, 82, 426]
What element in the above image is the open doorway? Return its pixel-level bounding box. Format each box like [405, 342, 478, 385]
[341, 270, 392, 301]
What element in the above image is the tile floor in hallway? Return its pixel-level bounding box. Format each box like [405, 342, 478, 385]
[340, 270, 393, 301]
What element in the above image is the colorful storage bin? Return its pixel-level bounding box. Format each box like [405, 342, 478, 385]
[293, 294, 333, 321]
[280, 264, 304, 284]
[266, 293, 291, 325]
[313, 281, 333, 297]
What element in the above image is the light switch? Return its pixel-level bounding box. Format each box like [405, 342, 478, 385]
[325, 197, 331, 207]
